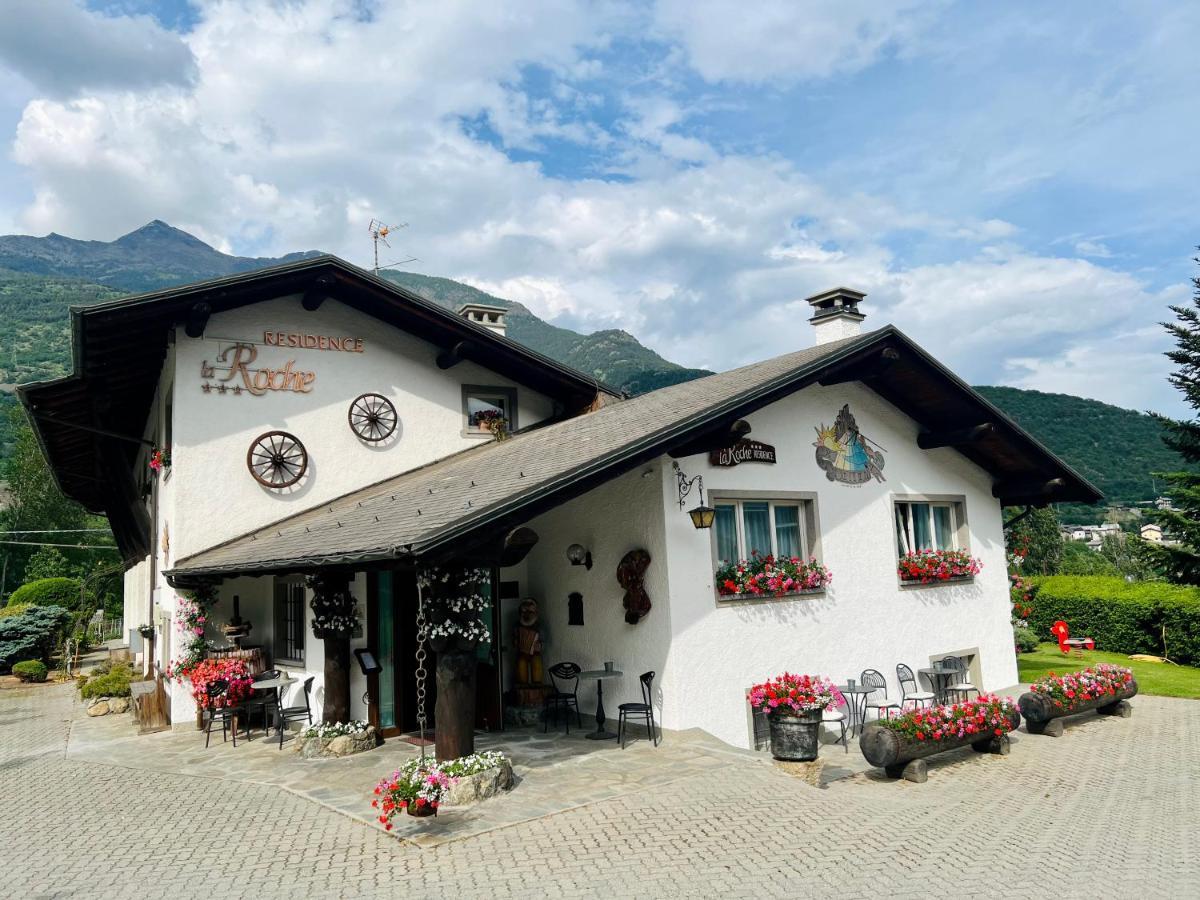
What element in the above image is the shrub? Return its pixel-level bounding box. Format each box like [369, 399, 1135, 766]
[1013, 625, 1040, 654]
[12, 660, 48, 682]
[8, 577, 82, 611]
[1029, 576, 1200, 666]
[0, 605, 70, 672]
[78, 665, 133, 699]
[0, 603, 31, 620]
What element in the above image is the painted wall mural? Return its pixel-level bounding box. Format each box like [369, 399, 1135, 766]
[813, 404, 886, 485]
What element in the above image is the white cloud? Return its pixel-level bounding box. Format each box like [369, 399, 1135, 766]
[652, 0, 943, 84]
[0, 0, 195, 96]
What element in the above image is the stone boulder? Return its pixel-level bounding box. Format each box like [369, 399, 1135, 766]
[444, 759, 515, 806]
[108, 696, 130, 714]
[86, 699, 110, 716]
[295, 725, 378, 759]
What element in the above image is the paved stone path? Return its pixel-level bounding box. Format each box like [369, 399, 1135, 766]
[1, 682, 1196, 899]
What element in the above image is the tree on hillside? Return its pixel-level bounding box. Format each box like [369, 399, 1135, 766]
[0, 406, 116, 596]
[1148, 253, 1200, 583]
[1006, 507, 1063, 575]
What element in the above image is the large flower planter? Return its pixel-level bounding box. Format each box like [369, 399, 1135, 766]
[1018, 678, 1138, 738]
[859, 706, 1021, 783]
[768, 709, 823, 761]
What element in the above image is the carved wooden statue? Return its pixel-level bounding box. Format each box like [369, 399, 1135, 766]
[617, 549, 652, 624]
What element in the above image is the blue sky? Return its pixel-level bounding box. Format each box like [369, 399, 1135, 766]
[0, 1, 1197, 415]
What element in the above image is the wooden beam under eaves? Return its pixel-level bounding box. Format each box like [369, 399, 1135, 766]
[184, 302, 211, 338]
[917, 422, 995, 450]
[818, 347, 900, 387]
[667, 419, 752, 459]
[301, 274, 336, 311]
[992, 476, 1066, 500]
[436, 340, 472, 370]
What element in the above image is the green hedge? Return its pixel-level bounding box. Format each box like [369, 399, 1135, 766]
[8, 577, 82, 611]
[1029, 576, 1200, 666]
[12, 660, 48, 682]
[78, 668, 132, 699]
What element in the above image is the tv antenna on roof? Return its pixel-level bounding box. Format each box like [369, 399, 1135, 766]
[367, 218, 417, 275]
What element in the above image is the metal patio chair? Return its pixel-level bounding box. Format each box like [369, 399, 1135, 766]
[203, 679, 245, 748]
[243, 668, 282, 738]
[274, 676, 314, 749]
[617, 671, 659, 749]
[896, 663, 936, 709]
[822, 706, 849, 753]
[938, 657, 979, 703]
[544, 662, 582, 734]
[860, 669, 901, 721]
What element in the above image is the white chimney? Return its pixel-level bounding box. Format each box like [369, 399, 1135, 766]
[457, 302, 507, 338]
[804, 287, 866, 345]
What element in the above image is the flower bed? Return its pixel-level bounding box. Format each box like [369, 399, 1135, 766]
[860, 695, 1021, 780]
[716, 554, 831, 599]
[296, 721, 377, 759]
[1018, 664, 1137, 736]
[371, 752, 514, 825]
[898, 548, 982, 584]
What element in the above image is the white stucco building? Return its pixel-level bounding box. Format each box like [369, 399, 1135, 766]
[22, 259, 1100, 750]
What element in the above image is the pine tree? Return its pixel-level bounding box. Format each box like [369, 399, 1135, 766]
[1148, 252, 1200, 583]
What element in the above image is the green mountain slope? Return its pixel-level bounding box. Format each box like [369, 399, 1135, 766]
[0, 221, 1187, 515]
[974, 386, 1187, 510]
[0, 220, 319, 293]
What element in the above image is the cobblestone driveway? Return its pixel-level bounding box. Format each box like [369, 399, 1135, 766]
[1, 683, 1196, 899]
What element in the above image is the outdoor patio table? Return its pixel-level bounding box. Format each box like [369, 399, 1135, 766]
[835, 684, 875, 737]
[917, 665, 956, 704]
[578, 669, 623, 741]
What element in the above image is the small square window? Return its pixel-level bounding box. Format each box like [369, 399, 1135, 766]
[273, 580, 305, 665]
[463, 385, 517, 435]
[893, 499, 966, 557]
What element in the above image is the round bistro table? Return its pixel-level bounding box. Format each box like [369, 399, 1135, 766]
[835, 684, 876, 737]
[578, 669, 623, 740]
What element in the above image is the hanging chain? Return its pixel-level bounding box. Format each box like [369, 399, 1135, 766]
[414, 580, 429, 765]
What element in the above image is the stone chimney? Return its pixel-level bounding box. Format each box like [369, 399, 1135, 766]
[804, 287, 866, 345]
[457, 302, 507, 338]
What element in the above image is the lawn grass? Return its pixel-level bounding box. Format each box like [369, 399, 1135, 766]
[1017, 642, 1200, 699]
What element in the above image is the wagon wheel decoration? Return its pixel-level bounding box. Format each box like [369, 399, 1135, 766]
[247, 431, 308, 489]
[347, 393, 397, 442]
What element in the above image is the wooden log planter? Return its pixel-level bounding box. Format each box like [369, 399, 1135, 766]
[859, 696, 1021, 783]
[1018, 664, 1138, 738]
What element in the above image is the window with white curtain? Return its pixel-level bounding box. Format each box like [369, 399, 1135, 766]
[894, 500, 964, 556]
[712, 498, 812, 563]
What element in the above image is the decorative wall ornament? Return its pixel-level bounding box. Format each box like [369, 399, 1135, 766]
[247, 430, 308, 488]
[617, 549, 652, 625]
[160, 522, 170, 567]
[813, 405, 885, 485]
[348, 393, 398, 442]
[709, 439, 777, 467]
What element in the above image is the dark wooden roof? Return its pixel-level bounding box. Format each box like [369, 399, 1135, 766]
[167, 327, 1102, 580]
[17, 256, 621, 563]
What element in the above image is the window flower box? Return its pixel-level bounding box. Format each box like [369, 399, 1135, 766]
[1018, 664, 1137, 736]
[860, 695, 1020, 781]
[897, 548, 981, 584]
[716, 553, 831, 599]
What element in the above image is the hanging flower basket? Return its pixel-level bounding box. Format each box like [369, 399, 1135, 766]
[137, 624, 156, 639]
[372, 759, 454, 828]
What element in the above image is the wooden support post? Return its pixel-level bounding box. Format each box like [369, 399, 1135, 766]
[1098, 700, 1133, 718]
[434, 651, 477, 761]
[302, 274, 336, 311]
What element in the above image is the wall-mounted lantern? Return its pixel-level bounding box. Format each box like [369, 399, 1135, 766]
[673, 461, 715, 529]
[566, 543, 593, 570]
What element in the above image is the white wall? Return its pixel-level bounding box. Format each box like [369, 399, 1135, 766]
[661, 382, 1016, 748]
[520, 466, 673, 721]
[168, 295, 555, 559]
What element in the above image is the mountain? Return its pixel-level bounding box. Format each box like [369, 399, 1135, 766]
[0, 220, 320, 293]
[0, 221, 1189, 517]
[380, 271, 711, 394]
